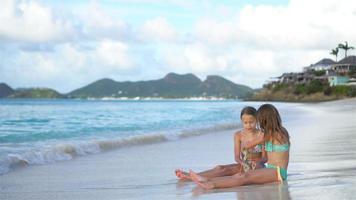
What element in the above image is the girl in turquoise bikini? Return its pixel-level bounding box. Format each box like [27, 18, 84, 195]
[190, 104, 290, 189]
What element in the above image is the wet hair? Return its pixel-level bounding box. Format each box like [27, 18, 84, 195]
[240, 106, 257, 119]
[257, 104, 290, 144]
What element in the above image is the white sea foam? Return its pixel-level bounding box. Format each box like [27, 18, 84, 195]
[0, 123, 238, 175]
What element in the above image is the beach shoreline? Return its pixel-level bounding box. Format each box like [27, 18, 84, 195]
[1, 98, 356, 200]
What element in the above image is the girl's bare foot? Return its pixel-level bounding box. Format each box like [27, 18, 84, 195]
[175, 169, 191, 180]
[189, 170, 207, 182]
[190, 170, 214, 189]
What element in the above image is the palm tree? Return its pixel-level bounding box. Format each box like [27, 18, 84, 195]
[338, 41, 354, 58]
[330, 48, 339, 62]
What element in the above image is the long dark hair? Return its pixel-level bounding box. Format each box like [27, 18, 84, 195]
[240, 106, 257, 119]
[257, 104, 290, 144]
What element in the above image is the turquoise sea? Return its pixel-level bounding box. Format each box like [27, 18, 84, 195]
[0, 99, 301, 175]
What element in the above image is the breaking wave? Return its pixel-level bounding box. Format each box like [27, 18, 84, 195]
[0, 123, 239, 175]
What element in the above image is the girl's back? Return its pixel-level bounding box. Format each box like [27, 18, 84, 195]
[264, 128, 290, 169]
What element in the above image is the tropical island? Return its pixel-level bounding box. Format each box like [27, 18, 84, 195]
[0, 73, 253, 100]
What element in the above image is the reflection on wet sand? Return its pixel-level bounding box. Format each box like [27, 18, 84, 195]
[191, 182, 291, 200]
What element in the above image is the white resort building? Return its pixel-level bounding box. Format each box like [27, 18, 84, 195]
[268, 56, 356, 87]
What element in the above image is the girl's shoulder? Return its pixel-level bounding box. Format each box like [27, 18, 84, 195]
[234, 130, 244, 138]
[272, 127, 290, 144]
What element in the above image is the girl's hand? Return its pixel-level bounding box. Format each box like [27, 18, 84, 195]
[235, 158, 243, 164]
[251, 161, 257, 170]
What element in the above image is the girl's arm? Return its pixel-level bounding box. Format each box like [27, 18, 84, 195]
[234, 132, 243, 163]
[259, 145, 268, 165]
[242, 132, 264, 149]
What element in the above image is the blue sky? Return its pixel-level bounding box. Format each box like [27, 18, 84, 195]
[1, 0, 356, 93]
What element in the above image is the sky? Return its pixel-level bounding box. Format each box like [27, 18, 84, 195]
[1, 0, 356, 93]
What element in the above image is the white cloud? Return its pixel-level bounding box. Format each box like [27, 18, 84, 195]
[0, 0, 74, 43]
[2, 0, 356, 91]
[193, 18, 238, 46]
[56, 43, 86, 69]
[79, 1, 130, 41]
[237, 0, 356, 50]
[96, 40, 132, 69]
[0, 40, 135, 92]
[107, 0, 194, 8]
[139, 17, 178, 42]
[5, 51, 59, 88]
[162, 42, 236, 77]
[184, 43, 214, 72]
[176, 0, 356, 88]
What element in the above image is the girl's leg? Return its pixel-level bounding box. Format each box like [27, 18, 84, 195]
[175, 163, 241, 181]
[190, 168, 278, 189]
[198, 163, 242, 178]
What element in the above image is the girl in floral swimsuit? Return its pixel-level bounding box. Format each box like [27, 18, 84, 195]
[241, 140, 264, 172]
[175, 106, 266, 181]
[237, 125, 266, 173]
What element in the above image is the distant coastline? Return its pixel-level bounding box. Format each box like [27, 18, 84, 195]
[2, 53, 356, 102]
[88, 96, 239, 101]
[0, 72, 254, 100]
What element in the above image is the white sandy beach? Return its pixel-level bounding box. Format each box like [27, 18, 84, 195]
[1, 99, 356, 200]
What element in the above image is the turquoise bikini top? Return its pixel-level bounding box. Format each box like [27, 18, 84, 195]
[265, 141, 289, 152]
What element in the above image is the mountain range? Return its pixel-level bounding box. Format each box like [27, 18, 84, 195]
[0, 73, 254, 99]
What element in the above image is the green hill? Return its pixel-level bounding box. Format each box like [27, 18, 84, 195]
[0, 83, 14, 98]
[1, 73, 254, 99]
[199, 75, 253, 98]
[9, 88, 64, 99]
[68, 73, 253, 99]
[251, 81, 356, 102]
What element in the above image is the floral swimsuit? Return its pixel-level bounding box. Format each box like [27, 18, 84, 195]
[241, 144, 263, 172]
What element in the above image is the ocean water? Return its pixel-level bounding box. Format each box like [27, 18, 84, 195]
[0, 99, 305, 175]
[0, 99, 248, 175]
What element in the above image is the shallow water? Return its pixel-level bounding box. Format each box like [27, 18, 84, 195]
[0, 99, 304, 175]
[0, 99, 243, 174]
